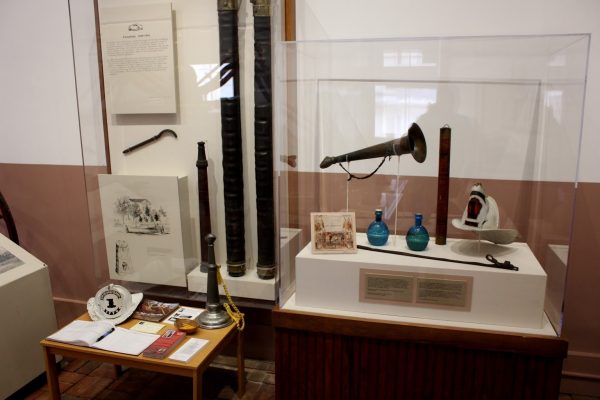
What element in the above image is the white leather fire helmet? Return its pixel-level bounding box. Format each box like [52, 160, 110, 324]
[451, 183, 518, 245]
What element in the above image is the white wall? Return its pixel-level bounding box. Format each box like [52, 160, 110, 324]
[0, 0, 83, 166]
[295, 0, 600, 183]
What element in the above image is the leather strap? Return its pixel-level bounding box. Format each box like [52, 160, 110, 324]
[357, 245, 519, 271]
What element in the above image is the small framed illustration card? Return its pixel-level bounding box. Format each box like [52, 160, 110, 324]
[310, 212, 357, 254]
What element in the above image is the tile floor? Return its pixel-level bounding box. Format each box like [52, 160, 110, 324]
[23, 355, 274, 400]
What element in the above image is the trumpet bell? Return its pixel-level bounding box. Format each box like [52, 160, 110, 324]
[404, 123, 427, 163]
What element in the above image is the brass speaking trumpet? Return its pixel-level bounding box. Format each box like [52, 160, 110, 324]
[319, 123, 427, 169]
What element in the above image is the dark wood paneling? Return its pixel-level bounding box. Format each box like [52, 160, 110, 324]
[273, 308, 567, 400]
[273, 307, 567, 357]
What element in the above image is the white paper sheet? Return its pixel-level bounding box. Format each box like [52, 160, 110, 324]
[130, 320, 165, 334]
[91, 327, 159, 355]
[168, 338, 209, 362]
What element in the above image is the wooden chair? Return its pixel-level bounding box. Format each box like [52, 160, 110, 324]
[0, 191, 19, 244]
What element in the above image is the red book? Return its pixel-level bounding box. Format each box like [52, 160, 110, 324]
[142, 330, 186, 359]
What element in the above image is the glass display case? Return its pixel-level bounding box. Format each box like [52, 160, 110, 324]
[274, 34, 589, 334]
[78, 1, 588, 336]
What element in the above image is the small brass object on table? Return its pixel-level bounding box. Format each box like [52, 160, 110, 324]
[175, 318, 199, 334]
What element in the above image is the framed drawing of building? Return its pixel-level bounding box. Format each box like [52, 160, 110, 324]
[98, 174, 191, 287]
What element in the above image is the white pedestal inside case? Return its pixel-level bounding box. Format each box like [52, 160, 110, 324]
[295, 233, 547, 329]
[187, 228, 303, 301]
[187, 266, 277, 301]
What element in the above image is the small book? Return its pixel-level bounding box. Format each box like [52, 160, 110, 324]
[47, 320, 116, 347]
[46, 320, 160, 355]
[132, 299, 180, 322]
[142, 329, 186, 359]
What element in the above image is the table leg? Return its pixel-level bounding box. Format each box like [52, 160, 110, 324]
[193, 369, 202, 400]
[43, 346, 60, 400]
[237, 329, 246, 397]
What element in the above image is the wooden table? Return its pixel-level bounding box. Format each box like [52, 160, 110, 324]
[41, 313, 245, 400]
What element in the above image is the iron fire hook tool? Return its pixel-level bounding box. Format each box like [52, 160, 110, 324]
[122, 129, 178, 154]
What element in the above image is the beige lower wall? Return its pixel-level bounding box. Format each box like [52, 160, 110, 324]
[0, 163, 100, 307]
[0, 164, 110, 328]
[0, 162, 599, 393]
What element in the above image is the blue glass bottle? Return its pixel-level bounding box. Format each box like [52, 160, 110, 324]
[406, 213, 429, 251]
[367, 209, 389, 246]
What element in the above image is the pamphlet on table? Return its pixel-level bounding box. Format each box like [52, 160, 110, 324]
[162, 306, 203, 324]
[168, 338, 209, 362]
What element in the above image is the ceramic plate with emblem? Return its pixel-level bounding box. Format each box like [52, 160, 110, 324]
[87, 284, 143, 325]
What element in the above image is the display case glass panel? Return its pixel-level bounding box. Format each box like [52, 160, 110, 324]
[274, 34, 589, 333]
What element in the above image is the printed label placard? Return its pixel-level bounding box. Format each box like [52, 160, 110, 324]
[362, 273, 414, 303]
[415, 277, 470, 309]
[359, 269, 472, 311]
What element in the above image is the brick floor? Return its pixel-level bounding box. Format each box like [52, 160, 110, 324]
[20, 356, 596, 399]
[22, 356, 274, 400]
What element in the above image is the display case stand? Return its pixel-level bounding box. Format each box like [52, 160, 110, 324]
[273, 299, 568, 400]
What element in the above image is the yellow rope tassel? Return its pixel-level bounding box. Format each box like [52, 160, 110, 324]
[217, 265, 245, 331]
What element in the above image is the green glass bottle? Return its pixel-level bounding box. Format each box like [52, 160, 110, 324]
[367, 209, 389, 246]
[406, 213, 429, 251]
